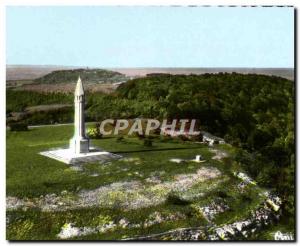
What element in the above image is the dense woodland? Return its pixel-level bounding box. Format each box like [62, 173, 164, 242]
[117, 73, 295, 222]
[7, 72, 295, 225]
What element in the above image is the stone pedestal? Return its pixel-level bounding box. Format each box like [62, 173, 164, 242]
[40, 147, 121, 165]
[69, 137, 89, 154]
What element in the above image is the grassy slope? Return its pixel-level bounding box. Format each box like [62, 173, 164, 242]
[7, 124, 219, 197]
[7, 125, 265, 240]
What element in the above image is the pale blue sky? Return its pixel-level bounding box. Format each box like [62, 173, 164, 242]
[6, 6, 294, 68]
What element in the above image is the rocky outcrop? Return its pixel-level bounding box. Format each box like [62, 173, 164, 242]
[124, 193, 282, 241]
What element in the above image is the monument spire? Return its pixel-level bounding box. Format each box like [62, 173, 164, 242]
[40, 76, 121, 164]
[75, 76, 84, 96]
[69, 76, 89, 154]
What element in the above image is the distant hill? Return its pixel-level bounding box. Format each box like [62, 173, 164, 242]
[6, 65, 81, 81]
[6, 66, 128, 93]
[6, 65, 128, 83]
[7, 65, 294, 81]
[111, 67, 294, 80]
[33, 69, 127, 84]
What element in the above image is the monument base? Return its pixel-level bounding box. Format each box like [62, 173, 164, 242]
[40, 147, 121, 165]
[69, 137, 90, 154]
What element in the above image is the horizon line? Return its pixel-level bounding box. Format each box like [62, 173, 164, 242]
[6, 64, 294, 69]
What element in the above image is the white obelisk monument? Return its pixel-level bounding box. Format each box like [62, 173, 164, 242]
[69, 77, 89, 154]
[40, 76, 121, 164]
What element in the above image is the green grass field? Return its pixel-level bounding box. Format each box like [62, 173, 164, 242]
[7, 125, 270, 240]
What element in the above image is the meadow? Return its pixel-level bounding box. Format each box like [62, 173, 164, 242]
[6, 124, 282, 240]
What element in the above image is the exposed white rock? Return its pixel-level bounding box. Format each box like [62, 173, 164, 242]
[169, 158, 184, 163]
[57, 223, 82, 239]
[57, 221, 118, 239]
[90, 173, 99, 177]
[209, 148, 228, 160]
[223, 224, 235, 235]
[61, 190, 68, 195]
[119, 218, 129, 228]
[234, 172, 256, 185]
[144, 211, 186, 228]
[198, 199, 229, 222]
[267, 199, 280, 211]
[7, 167, 221, 212]
[216, 228, 227, 240]
[98, 221, 116, 233]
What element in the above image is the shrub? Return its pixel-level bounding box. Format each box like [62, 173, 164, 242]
[134, 132, 145, 139]
[178, 135, 189, 142]
[116, 136, 124, 142]
[87, 124, 103, 139]
[153, 128, 161, 135]
[9, 123, 28, 131]
[160, 135, 173, 142]
[87, 128, 102, 139]
[143, 138, 153, 147]
[241, 193, 253, 203]
[191, 133, 203, 142]
[215, 190, 229, 199]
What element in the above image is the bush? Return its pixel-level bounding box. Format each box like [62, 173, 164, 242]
[191, 133, 203, 142]
[178, 135, 189, 142]
[160, 135, 173, 142]
[215, 190, 229, 199]
[153, 128, 161, 135]
[134, 132, 145, 139]
[147, 135, 157, 140]
[87, 127, 102, 139]
[116, 136, 124, 142]
[9, 123, 28, 131]
[143, 138, 153, 147]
